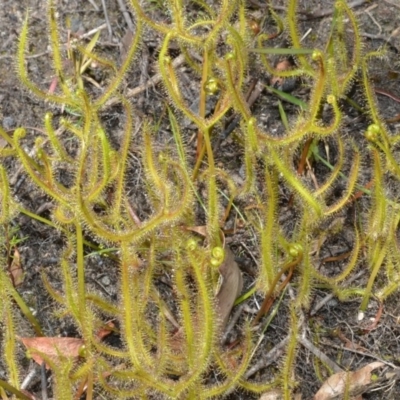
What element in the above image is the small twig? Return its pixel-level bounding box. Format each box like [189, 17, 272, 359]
[375, 87, 400, 104]
[299, 336, 343, 373]
[88, 0, 100, 11]
[222, 304, 244, 344]
[365, 9, 382, 35]
[20, 366, 39, 390]
[304, 0, 367, 19]
[41, 362, 48, 400]
[22, 23, 107, 60]
[360, 30, 400, 52]
[310, 269, 367, 316]
[382, 0, 400, 9]
[320, 338, 399, 369]
[101, 0, 112, 39]
[116, 0, 135, 32]
[362, 300, 384, 332]
[244, 336, 289, 379]
[104, 54, 186, 109]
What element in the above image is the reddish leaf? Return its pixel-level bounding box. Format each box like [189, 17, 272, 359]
[19, 337, 84, 369]
[184, 225, 208, 237]
[96, 320, 115, 340]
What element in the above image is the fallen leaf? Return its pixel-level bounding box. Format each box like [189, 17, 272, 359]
[120, 30, 134, 63]
[9, 247, 24, 286]
[95, 320, 115, 340]
[19, 337, 84, 369]
[215, 247, 243, 329]
[184, 225, 208, 237]
[313, 361, 384, 400]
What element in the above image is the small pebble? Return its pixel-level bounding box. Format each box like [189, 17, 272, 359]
[101, 275, 111, 286]
[3, 116, 15, 130]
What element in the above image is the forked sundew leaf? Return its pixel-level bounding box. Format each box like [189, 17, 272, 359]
[215, 247, 243, 329]
[313, 361, 384, 400]
[19, 337, 84, 369]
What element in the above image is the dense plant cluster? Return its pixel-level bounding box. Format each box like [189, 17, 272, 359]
[0, 0, 398, 398]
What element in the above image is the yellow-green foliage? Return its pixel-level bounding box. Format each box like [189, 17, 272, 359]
[1, 0, 399, 398]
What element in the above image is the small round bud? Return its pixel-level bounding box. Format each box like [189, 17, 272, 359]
[225, 52, 235, 61]
[158, 152, 167, 163]
[204, 78, 220, 95]
[312, 50, 323, 61]
[327, 94, 335, 104]
[288, 243, 303, 258]
[365, 124, 380, 142]
[163, 55, 171, 64]
[78, 345, 87, 357]
[248, 117, 256, 128]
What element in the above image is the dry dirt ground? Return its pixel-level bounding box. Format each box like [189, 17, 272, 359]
[1, 0, 400, 399]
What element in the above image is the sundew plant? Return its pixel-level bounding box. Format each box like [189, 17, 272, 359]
[0, 0, 399, 398]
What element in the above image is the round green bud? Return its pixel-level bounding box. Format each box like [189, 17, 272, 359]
[163, 55, 172, 64]
[327, 94, 335, 104]
[248, 117, 256, 128]
[204, 78, 219, 95]
[288, 243, 303, 258]
[78, 345, 87, 358]
[225, 52, 235, 61]
[312, 50, 323, 61]
[365, 124, 380, 142]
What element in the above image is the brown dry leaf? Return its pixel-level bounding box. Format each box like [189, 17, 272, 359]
[120, 30, 134, 63]
[9, 247, 24, 286]
[215, 247, 243, 329]
[19, 337, 84, 369]
[313, 361, 384, 400]
[184, 225, 208, 237]
[95, 320, 115, 340]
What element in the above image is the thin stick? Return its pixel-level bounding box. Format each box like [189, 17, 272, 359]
[116, 0, 135, 32]
[88, 0, 100, 11]
[104, 54, 186, 109]
[299, 336, 343, 373]
[101, 0, 112, 39]
[310, 270, 367, 316]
